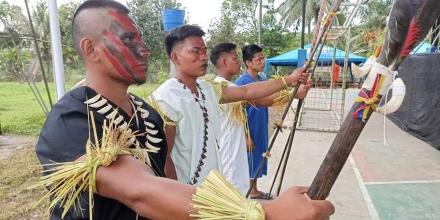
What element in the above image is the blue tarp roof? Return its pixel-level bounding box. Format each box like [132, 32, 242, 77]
[264, 43, 367, 74]
[264, 42, 437, 74]
[411, 42, 434, 54]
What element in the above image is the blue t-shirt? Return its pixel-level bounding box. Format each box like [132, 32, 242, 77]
[235, 72, 269, 177]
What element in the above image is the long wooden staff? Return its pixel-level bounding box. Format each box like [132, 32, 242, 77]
[246, 0, 344, 198]
[269, 0, 332, 195]
[270, 37, 330, 196]
[308, 0, 440, 200]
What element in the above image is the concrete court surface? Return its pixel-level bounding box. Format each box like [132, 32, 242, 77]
[258, 89, 440, 220]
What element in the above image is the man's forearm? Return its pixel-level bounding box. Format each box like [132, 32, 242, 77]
[242, 77, 292, 100]
[97, 156, 196, 220]
[129, 173, 195, 219]
[251, 93, 278, 107]
[223, 77, 292, 103]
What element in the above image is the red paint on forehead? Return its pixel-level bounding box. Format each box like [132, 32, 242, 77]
[108, 9, 138, 33]
[103, 47, 133, 81]
[188, 36, 206, 48]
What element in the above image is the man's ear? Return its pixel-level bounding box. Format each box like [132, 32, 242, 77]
[80, 38, 100, 62]
[222, 57, 227, 67]
[171, 51, 179, 65]
[245, 60, 252, 68]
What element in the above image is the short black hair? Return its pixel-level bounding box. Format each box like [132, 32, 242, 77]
[72, 0, 129, 54]
[165, 25, 205, 57]
[242, 44, 262, 67]
[210, 42, 237, 67]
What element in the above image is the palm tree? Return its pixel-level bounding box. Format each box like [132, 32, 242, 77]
[277, 0, 322, 35]
[32, 0, 51, 78]
[350, 0, 393, 56]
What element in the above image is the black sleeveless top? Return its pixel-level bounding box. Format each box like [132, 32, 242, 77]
[36, 87, 167, 220]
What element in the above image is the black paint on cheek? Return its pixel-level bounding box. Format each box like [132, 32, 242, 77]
[126, 43, 140, 57]
[104, 40, 135, 76]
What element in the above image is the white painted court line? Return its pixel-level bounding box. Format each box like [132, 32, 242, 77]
[349, 156, 380, 220]
[365, 180, 440, 185]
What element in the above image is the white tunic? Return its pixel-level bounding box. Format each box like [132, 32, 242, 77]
[151, 78, 222, 185]
[214, 76, 250, 195]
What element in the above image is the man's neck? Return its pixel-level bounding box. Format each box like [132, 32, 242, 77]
[85, 73, 132, 115]
[175, 71, 198, 93]
[216, 69, 232, 81]
[247, 68, 259, 80]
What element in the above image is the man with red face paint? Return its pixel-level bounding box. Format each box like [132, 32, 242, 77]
[35, 1, 334, 219]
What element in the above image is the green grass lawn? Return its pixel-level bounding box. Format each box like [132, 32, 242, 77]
[0, 82, 159, 136]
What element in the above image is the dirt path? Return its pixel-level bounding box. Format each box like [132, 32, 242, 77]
[0, 134, 36, 160]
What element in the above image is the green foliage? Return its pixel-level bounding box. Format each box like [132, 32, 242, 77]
[0, 0, 394, 83]
[32, 0, 50, 61]
[207, 0, 258, 48]
[0, 47, 32, 81]
[0, 1, 83, 82]
[261, 1, 295, 57]
[155, 70, 170, 84]
[0, 1, 29, 38]
[58, 1, 80, 65]
[358, 0, 392, 29]
[277, 0, 322, 31]
[207, 0, 302, 65]
[349, 0, 393, 56]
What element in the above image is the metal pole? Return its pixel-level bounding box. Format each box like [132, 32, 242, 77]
[47, 0, 65, 100]
[330, 45, 336, 110]
[301, 0, 307, 48]
[258, 0, 262, 46]
[275, 101, 302, 196]
[341, 27, 350, 119]
[24, 0, 53, 107]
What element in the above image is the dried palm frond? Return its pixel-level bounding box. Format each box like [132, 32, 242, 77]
[30, 111, 150, 220]
[146, 95, 176, 127]
[229, 101, 254, 152]
[229, 101, 247, 125]
[191, 170, 265, 220]
[267, 74, 292, 108]
[272, 89, 291, 108]
[203, 76, 229, 103]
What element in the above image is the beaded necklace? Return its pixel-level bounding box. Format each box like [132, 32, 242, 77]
[177, 79, 209, 185]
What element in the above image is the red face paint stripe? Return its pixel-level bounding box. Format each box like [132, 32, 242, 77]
[108, 10, 138, 33]
[103, 31, 143, 74]
[103, 47, 133, 81]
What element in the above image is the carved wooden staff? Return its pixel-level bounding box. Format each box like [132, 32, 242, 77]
[308, 0, 440, 200]
[246, 0, 343, 198]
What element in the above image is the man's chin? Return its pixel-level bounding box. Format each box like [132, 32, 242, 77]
[133, 79, 146, 85]
[196, 69, 207, 77]
[133, 76, 146, 85]
[130, 73, 147, 85]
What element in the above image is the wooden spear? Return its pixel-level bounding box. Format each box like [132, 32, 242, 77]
[308, 0, 440, 200]
[245, 0, 343, 198]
